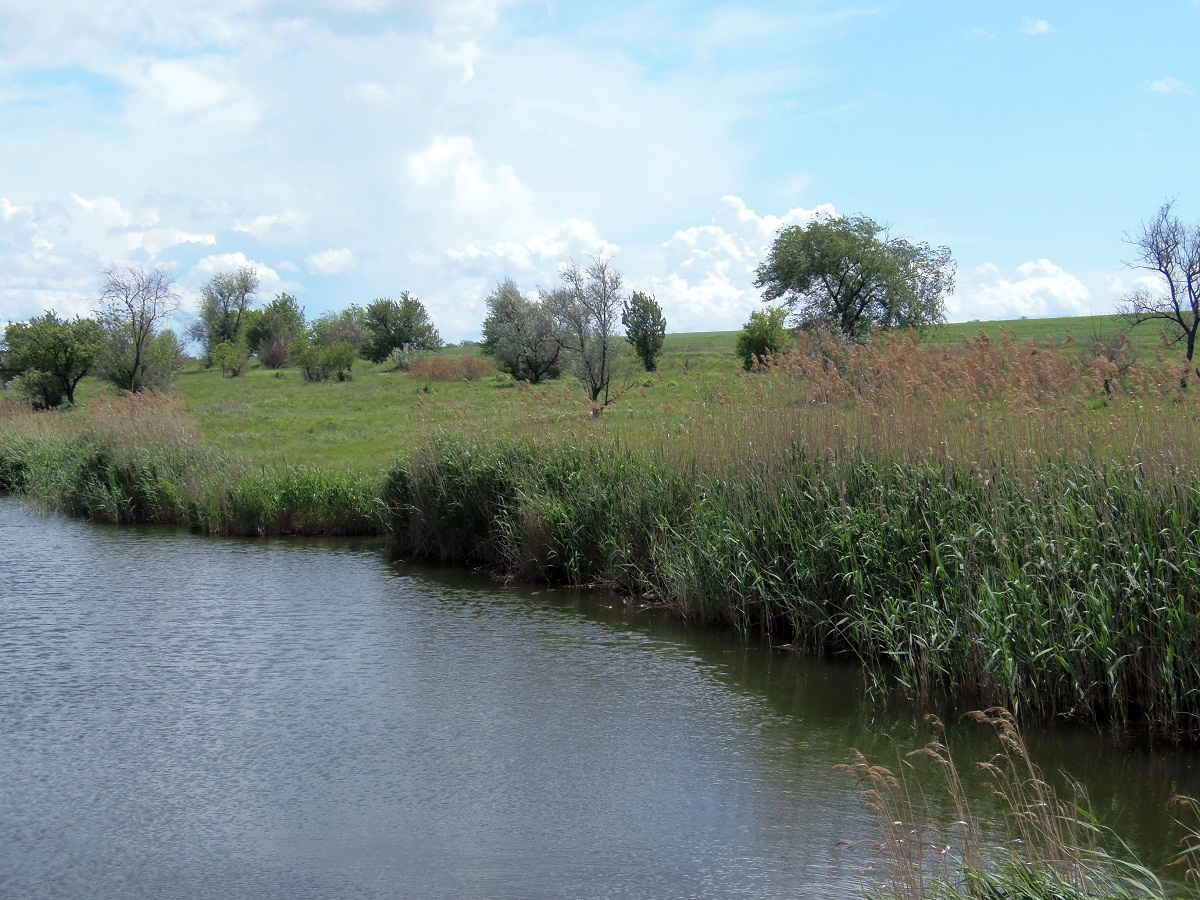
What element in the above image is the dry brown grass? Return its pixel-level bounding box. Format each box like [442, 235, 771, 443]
[407, 355, 498, 381]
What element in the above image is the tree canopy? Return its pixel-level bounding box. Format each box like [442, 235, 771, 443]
[3, 312, 106, 407]
[754, 214, 954, 342]
[363, 293, 442, 363]
[481, 278, 561, 384]
[544, 257, 625, 408]
[188, 265, 260, 363]
[622, 291, 666, 372]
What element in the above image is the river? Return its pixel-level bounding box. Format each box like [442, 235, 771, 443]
[2, 498, 1196, 898]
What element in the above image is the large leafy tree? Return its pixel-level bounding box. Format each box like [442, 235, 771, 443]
[622, 290, 666, 372]
[3, 312, 106, 407]
[1118, 200, 1200, 377]
[754, 214, 954, 342]
[480, 278, 561, 383]
[188, 265, 260, 364]
[363, 293, 442, 363]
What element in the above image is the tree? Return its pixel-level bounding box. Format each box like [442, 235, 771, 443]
[243, 292, 304, 360]
[363, 293, 442, 363]
[622, 290, 666, 372]
[480, 278, 561, 383]
[544, 257, 625, 408]
[188, 265, 260, 364]
[735, 307, 791, 371]
[308, 307, 370, 352]
[1118, 200, 1200, 376]
[212, 340, 249, 377]
[97, 264, 181, 392]
[754, 214, 954, 342]
[3, 312, 106, 407]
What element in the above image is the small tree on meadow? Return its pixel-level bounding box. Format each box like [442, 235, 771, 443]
[544, 257, 625, 409]
[622, 290, 666, 372]
[736, 307, 791, 370]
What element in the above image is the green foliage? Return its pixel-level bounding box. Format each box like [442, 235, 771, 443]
[297, 340, 356, 382]
[102, 328, 185, 391]
[212, 340, 249, 377]
[244, 292, 305, 358]
[3, 312, 106, 407]
[308, 307, 369, 351]
[188, 265, 260, 363]
[735, 307, 791, 369]
[622, 290, 666, 371]
[363, 293, 442, 363]
[480, 278, 561, 383]
[756, 213, 954, 341]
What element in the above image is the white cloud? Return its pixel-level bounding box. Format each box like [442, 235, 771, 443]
[0, 193, 216, 323]
[233, 209, 309, 241]
[646, 195, 836, 332]
[405, 135, 535, 227]
[1019, 17, 1054, 36]
[1149, 76, 1192, 95]
[305, 247, 359, 275]
[950, 259, 1097, 320]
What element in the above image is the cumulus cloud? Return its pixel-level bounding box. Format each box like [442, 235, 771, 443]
[405, 135, 535, 228]
[646, 195, 836, 332]
[305, 247, 359, 275]
[1149, 76, 1192, 95]
[1019, 17, 1054, 36]
[950, 259, 1097, 320]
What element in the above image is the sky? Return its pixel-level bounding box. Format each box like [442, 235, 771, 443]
[0, 1, 1196, 342]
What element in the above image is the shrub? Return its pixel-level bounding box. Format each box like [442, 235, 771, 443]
[212, 340, 248, 377]
[297, 341, 357, 382]
[735, 307, 791, 370]
[257, 329, 292, 369]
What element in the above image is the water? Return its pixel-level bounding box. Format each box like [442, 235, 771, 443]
[2, 498, 1197, 898]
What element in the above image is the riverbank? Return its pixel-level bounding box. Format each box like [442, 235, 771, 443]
[3, 326, 1199, 741]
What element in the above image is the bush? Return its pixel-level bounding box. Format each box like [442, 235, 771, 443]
[257, 329, 292, 369]
[212, 340, 248, 377]
[297, 341, 357, 382]
[736, 307, 791, 370]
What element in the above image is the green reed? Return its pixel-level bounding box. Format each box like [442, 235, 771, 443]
[384, 435, 1200, 739]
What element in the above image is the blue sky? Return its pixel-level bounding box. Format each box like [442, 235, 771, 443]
[1, 1, 1196, 340]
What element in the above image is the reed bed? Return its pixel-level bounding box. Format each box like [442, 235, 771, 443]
[385, 333, 1200, 738]
[0, 392, 386, 536]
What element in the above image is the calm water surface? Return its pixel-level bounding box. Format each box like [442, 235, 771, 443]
[1, 498, 1196, 898]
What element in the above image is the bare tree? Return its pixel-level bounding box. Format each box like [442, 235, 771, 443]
[97, 264, 181, 391]
[1119, 200, 1200, 377]
[544, 257, 625, 409]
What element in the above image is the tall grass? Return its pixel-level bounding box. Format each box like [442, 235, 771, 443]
[838, 709, 1200, 899]
[0, 392, 386, 535]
